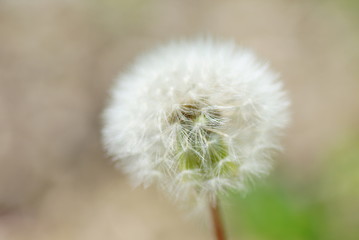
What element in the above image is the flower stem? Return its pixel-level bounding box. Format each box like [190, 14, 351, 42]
[210, 199, 226, 240]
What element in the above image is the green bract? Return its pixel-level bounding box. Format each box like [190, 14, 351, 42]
[172, 102, 238, 181]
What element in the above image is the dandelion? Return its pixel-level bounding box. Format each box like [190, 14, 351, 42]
[102, 38, 290, 240]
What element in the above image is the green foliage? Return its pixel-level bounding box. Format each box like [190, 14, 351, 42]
[225, 179, 327, 240]
[224, 132, 359, 240]
[321, 133, 359, 240]
[323, 133, 359, 200]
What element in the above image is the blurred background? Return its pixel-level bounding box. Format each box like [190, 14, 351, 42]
[0, 0, 358, 239]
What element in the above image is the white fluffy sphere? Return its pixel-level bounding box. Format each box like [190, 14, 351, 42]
[102, 39, 290, 206]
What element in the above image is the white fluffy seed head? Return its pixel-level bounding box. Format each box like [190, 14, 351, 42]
[102, 38, 290, 209]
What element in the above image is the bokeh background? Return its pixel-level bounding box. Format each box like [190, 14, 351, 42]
[0, 0, 358, 239]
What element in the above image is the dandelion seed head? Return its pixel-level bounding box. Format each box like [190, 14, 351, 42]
[102, 38, 290, 208]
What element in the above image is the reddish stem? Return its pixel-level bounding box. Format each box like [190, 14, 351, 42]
[210, 200, 226, 240]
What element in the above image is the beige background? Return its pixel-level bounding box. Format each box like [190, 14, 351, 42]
[0, 0, 358, 239]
